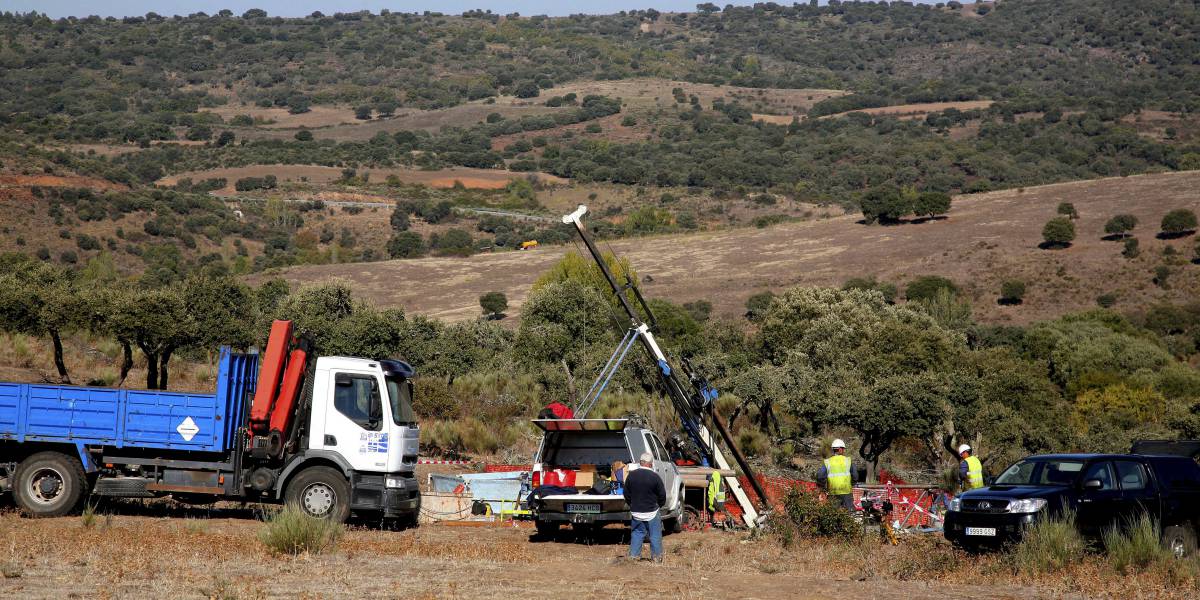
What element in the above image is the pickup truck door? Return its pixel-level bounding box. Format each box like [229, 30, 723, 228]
[1076, 460, 1122, 536]
[1114, 459, 1160, 523]
[643, 432, 679, 510]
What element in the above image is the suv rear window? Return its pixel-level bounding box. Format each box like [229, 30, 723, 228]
[1149, 457, 1200, 491]
[537, 432, 632, 468]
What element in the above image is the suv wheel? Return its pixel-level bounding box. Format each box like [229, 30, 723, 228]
[1162, 524, 1197, 558]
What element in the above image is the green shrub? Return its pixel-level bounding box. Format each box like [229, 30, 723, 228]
[1096, 293, 1118, 308]
[1123, 237, 1140, 258]
[999, 280, 1026, 304]
[1161, 209, 1198, 236]
[905, 275, 958, 302]
[768, 488, 858, 547]
[1057, 202, 1079, 219]
[1104, 513, 1173, 574]
[1042, 217, 1076, 248]
[1011, 511, 1087, 574]
[258, 504, 343, 556]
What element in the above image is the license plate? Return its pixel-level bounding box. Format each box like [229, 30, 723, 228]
[566, 503, 600, 514]
[965, 527, 997, 537]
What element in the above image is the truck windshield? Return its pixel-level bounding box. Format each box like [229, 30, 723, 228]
[385, 375, 415, 425]
[995, 458, 1086, 486]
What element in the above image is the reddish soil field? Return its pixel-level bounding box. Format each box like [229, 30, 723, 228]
[272, 171, 1200, 324]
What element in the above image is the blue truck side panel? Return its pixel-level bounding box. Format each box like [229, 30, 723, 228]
[0, 348, 257, 454]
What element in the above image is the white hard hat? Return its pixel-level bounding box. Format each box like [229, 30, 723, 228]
[958, 444, 972, 454]
[831, 439, 846, 449]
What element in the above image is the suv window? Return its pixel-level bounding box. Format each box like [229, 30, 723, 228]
[1115, 460, 1149, 491]
[334, 373, 382, 431]
[1149, 457, 1200, 491]
[1083, 461, 1115, 491]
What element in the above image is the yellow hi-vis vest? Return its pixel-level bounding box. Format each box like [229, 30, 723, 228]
[825, 455, 852, 495]
[964, 456, 984, 490]
[707, 471, 725, 510]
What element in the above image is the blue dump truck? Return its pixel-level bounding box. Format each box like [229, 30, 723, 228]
[0, 322, 421, 523]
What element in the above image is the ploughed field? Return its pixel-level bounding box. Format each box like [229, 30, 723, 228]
[274, 171, 1200, 324]
[0, 506, 1037, 600]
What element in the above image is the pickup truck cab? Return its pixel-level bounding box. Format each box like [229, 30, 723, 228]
[528, 418, 685, 536]
[945, 453, 1200, 555]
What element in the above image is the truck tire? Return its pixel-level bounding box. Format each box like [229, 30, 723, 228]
[284, 466, 351, 523]
[1162, 524, 1197, 559]
[13, 451, 87, 518]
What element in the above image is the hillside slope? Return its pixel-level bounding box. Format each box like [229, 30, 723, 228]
[269, 171, 1200, 323]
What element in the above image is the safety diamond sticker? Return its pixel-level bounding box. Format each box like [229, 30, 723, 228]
[176, 416, 199, 441]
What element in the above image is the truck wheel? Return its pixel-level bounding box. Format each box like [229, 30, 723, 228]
[13, 451, 87, 518]
[284, 466, 351, 523]
[1162, 524, 1197, 558]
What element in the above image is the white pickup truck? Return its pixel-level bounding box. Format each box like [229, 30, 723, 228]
[529, 418, 686, 537]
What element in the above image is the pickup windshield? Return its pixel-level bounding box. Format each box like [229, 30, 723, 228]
[385, 375, 415, 425]
[995, 458, 1086, 486]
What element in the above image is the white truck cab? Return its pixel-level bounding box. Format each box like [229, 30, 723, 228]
[277, 356, 420, 521]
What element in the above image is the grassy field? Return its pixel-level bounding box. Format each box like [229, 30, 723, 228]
[271, 171, 1200, 324]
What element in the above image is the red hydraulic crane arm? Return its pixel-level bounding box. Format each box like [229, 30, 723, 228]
[267, 337, 312, 457]
[249, 320, 293, 435]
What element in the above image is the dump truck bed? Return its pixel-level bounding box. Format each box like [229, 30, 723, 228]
[0, 349, 257, 454]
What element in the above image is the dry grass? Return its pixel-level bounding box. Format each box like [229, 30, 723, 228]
[275, 171, 1200, 326]
[2, 505, 1198, 598]
[0, 332, 218, 392]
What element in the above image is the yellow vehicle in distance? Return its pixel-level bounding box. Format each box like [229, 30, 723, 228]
[519, 240, 539, 250]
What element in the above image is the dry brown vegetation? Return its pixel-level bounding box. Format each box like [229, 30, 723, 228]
[273, 171, 1200, 324]
[529, 78, 846, 114]
[0, 507, 1195, 599]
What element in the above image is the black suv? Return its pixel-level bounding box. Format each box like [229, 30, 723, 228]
[944, 452, 1200, 555]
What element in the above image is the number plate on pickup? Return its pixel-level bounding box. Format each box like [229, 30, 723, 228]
[965, 527, 997, 537]
[566, 503, 601, 514]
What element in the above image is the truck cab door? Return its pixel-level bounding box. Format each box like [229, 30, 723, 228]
[1076, 460, 1121, 536]
[317, 371, 389, 472]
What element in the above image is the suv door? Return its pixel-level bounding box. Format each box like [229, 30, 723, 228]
[1114, 459, 1160, 522]
[1076, 460, 1121, 536]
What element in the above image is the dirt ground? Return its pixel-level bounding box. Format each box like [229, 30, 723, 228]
[273, 171, 1200, 324]
[0, 505, 1046, 600]
[157, 165, 565, 192]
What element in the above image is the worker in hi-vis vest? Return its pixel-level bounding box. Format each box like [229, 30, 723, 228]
[817, 439, 856, 511]
[706, 470, 730, 525]
[958, 444, 984, 490]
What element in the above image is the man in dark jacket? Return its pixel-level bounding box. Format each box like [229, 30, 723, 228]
[624, 452, 666, 562]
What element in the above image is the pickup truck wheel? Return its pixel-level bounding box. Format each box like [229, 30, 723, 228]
[284, 466, 351, 523]
[534, 520, 560, 538]
[13, 452, 87, 518]
[1162, 524, 1197, 559]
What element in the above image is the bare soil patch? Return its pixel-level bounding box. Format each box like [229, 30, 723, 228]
[202, 104, 359, 129]
[0, 174, 127, 191]
[158, 165, 565, 192]
[272, 172, 1200, 325]
[530, 78, 846, 114]
[820, 100, 995, 121]
[238, 104, 566, 142]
